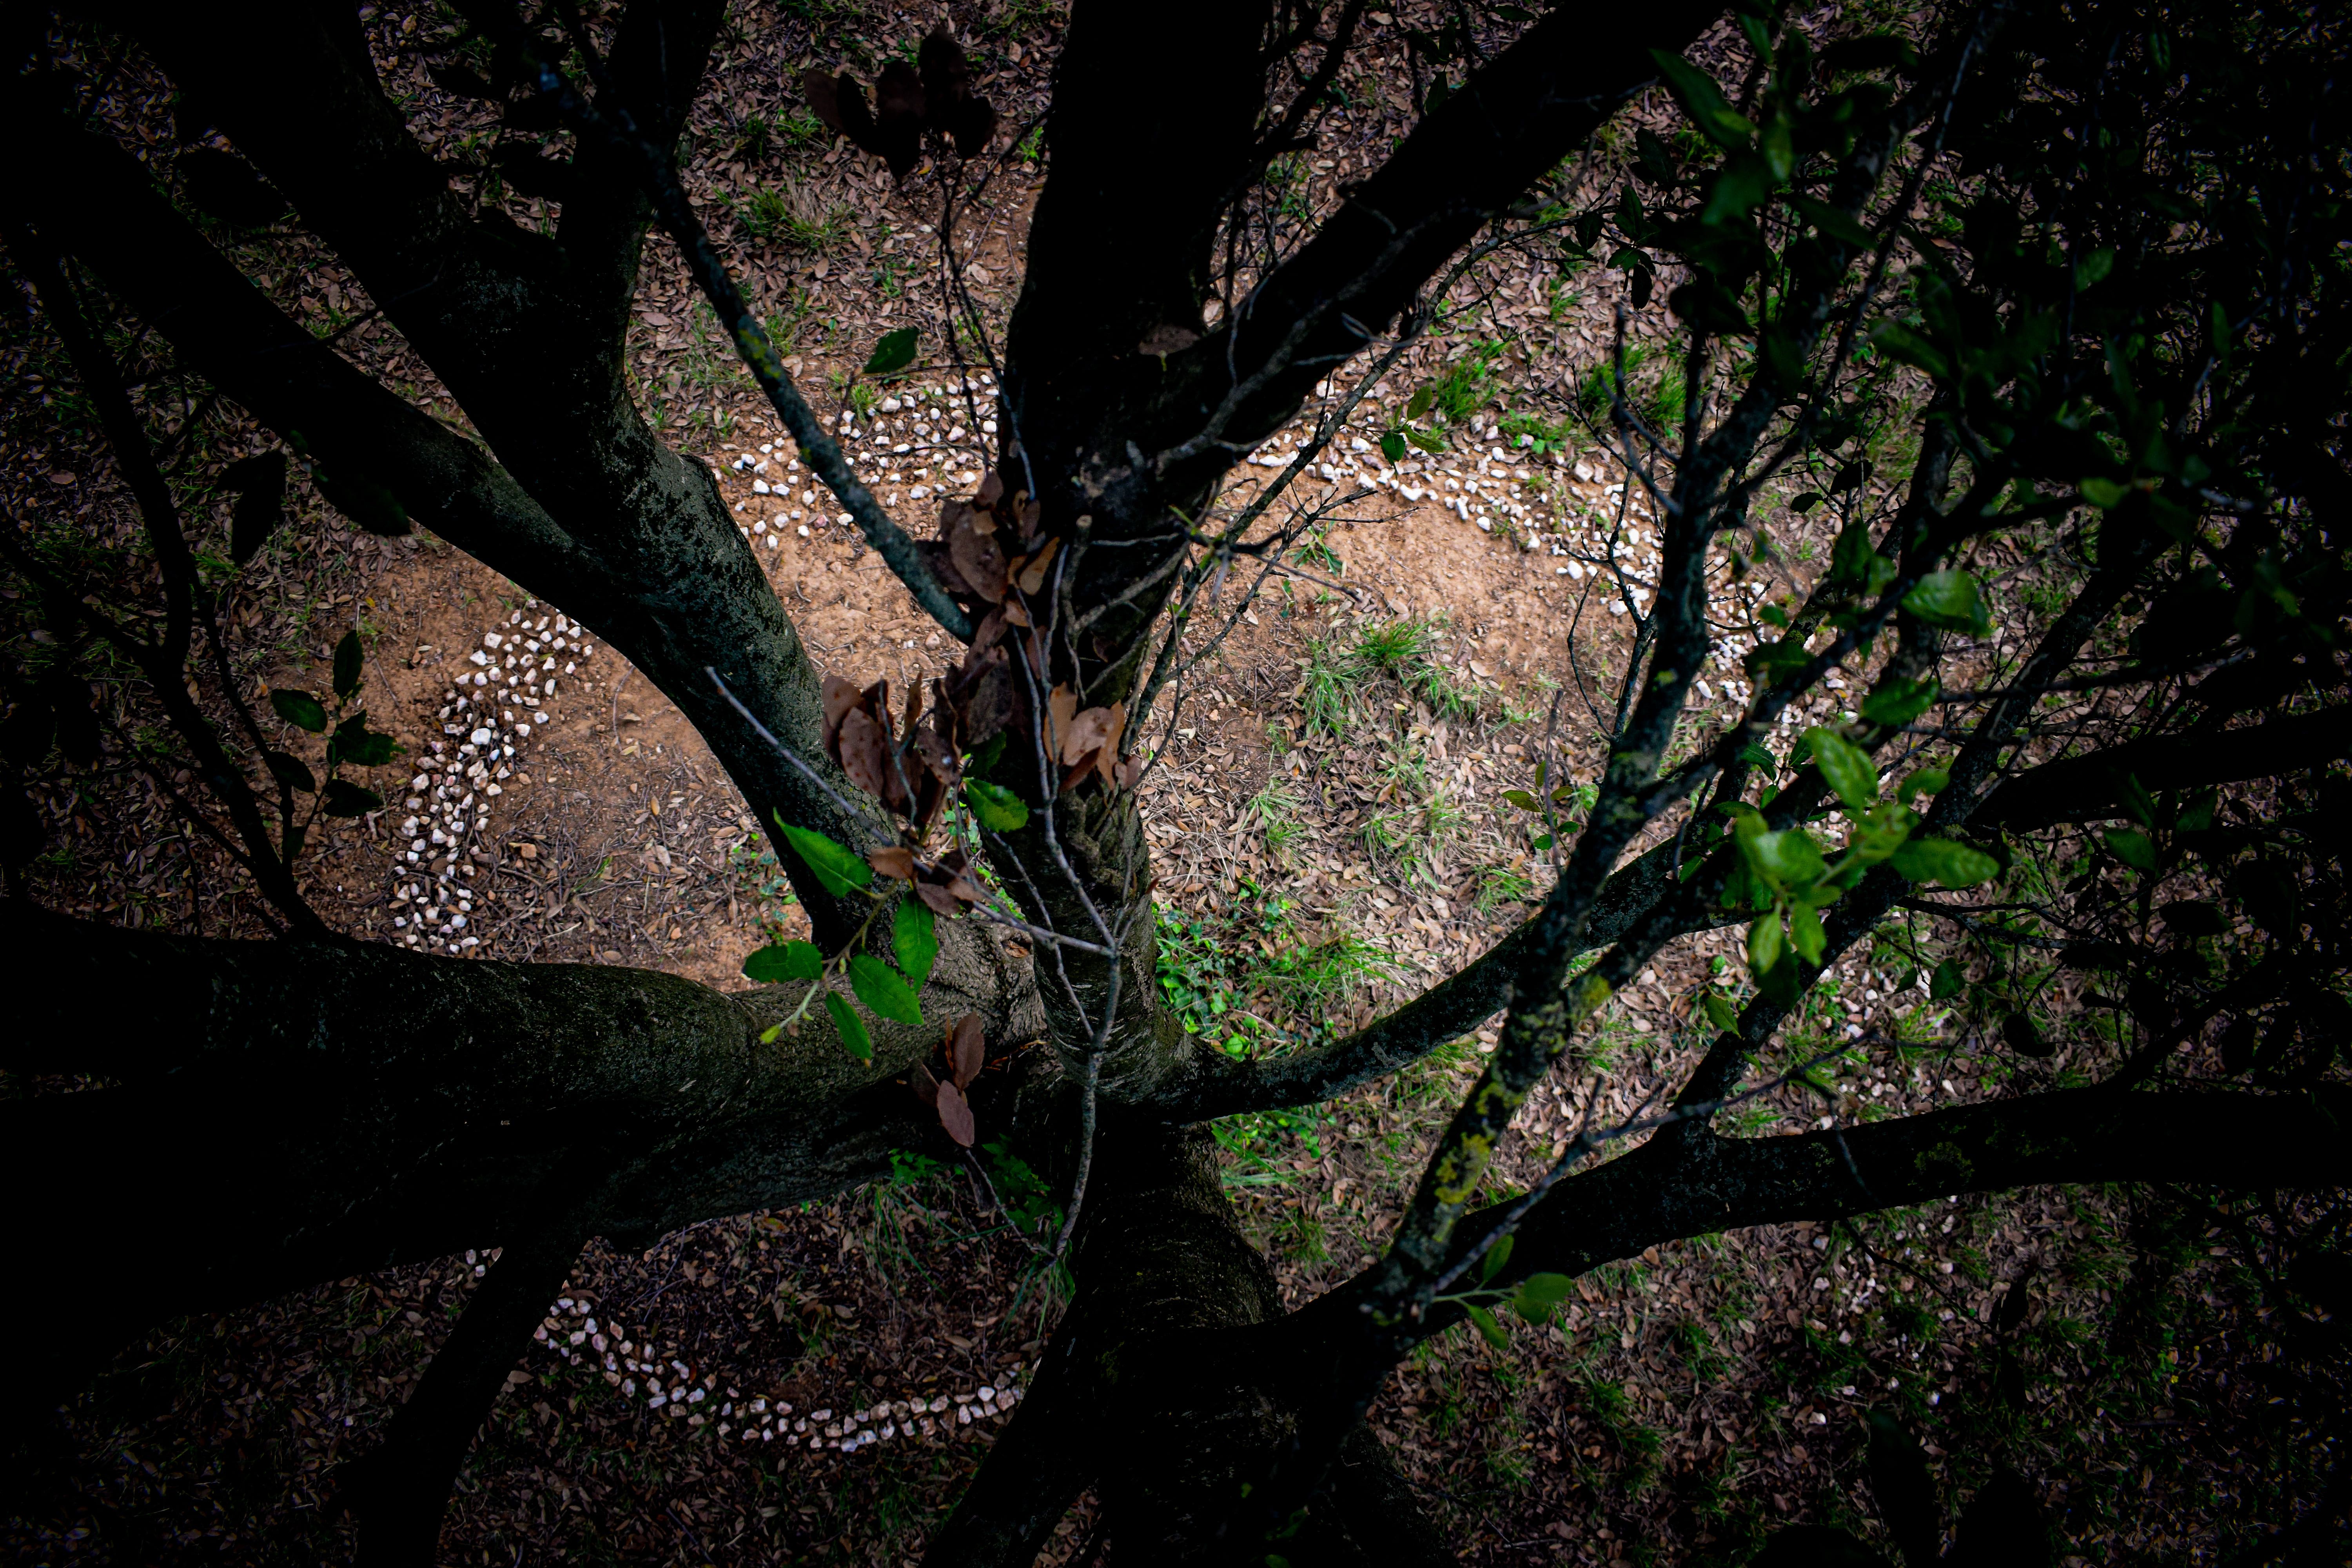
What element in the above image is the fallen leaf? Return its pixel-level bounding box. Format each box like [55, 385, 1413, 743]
[868, 846, 916, 880]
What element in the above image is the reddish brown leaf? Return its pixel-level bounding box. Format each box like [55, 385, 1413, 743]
[915, 715, 958, 781]
[946, 875, 985, 903]
[975, 470, 1005, 510]
[1001, 597, 1032, 628]
[918, 25, 997, 156]
[950, 1013, 985, 1088]
[1115, 754, 1147, 791]
[868, 845, 916, 880]
[873, 60, 925, 178]
[860, 678, 893, 740]
[801, 67, 846, 133]
[947, 509, 1008, 602]
[915, 880, 961, 916]
[935, 1079, 976, 1147]
[1062, 752, 1100, 795]
[821, 674, 864, 756]
[839, 708, 890, 800]
[909, 1060, 940, 1106]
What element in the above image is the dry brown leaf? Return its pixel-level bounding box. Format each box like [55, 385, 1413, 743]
[1136, 323, 1202, 357]
[949, 1013, 985, 1089]
[1047, 684, 1079, 760]
[1015, 535, 1060, 596]
[909, 1060, 940, 1106]
[935, 1080, 976, 1147]
[1062, 704, 1115, 766]
[915, 881, 961, 916]
[868, 846, 916, 880]
[838, 708, 890, 800]
[1093, 701, 1128, 788]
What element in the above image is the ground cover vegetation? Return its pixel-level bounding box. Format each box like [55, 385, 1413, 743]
[3, 0, 2350, 1563]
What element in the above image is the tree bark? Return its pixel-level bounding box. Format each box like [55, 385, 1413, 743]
[0, 904, 1036, 1432]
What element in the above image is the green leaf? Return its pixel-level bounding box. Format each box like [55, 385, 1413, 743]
[1889, 837, 2000, 887]
[1861, 678, 1938, 728]
[1748, 909, 1784, 974]
[1930, 958, 1964, 1000]
[1870, 322, 1951, 379]
[1745, 638, 1811, 681]
[271, 688, 328, 733]
[1901, 569, 1989, 634]
[776, 820, 874, 896]
[1649, 49, 1756, 149]
[1501, 788, 1541, 811]
[1744, 828, 1829, 891]
[262, 750, 316, 794]
[1737, 743, 1777, 770]
[1512, 1272, 1575, 1323]
[2103, 827, 2157, 871]
[743, 940, 824, 982]
[863, 327, 918, 377]
[1701, 150, 1775, 226]
[2079, 476, 2130, 508]
[964, 779, 1030, 831]
[1788, 899, 1826, 965]
[1405, 385, 1434, 420]
[333, 716, 397, 767]
[2073, 247, 2115, 290]
[1478, 1233, 1516, 1284]
[823, 989, 873, 1060]
[893, 897, 938, 989]
[1806, 726, 1878, 811]
[1786, 194, 1873, 250]
[1463, 1303, 1510, 1350]
[848, 953, 924, 1025]
[1896, 767, 1949, 804]
[321, 779, 381, 817]
[1379, 431, 1408, 464]
[332, 630, 363, 701]
[1703, 991, 1740, 1033]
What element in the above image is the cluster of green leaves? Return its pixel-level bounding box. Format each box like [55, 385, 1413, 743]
[1443, 1233, 1575, 1350]
[265, 629, 398, 853]
[741, 820, 940, 1060]
[1724, 725, 1996, 996]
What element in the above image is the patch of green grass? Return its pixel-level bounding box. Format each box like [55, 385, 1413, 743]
[1250, 777, 1306, 855]
[1671, 1317, 1727, 1382]
[1475, 859, 1537, 911]
[1257, 931, 1408, 1015]
[1278, 1206, 1330, 1264]
[741, 183, 846, 249]
[1428, 338, 1506, 423]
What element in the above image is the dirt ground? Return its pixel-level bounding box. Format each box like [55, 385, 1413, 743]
[3, 1, 2339, 1565]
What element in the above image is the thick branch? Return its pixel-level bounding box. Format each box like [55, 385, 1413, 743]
[0, 905, 1034, 1432]
[1153, 836, 1706, 1123]
[1972, 702, 2352, 831]
[6, 78, 883, 940]
[1281, 1082, 2352, 1361]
